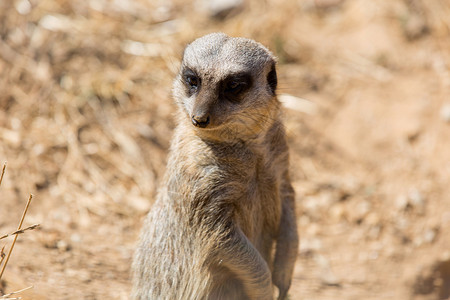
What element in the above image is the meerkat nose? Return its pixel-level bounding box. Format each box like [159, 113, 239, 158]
[191, 115, 210, 128]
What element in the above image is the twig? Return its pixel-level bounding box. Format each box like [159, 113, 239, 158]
[0, 163, 6, 186]
[0, 224, 40, 240]
[0, 194, 33, 280]
[1, 285, 33, 298]
[0, 246, 5, 267]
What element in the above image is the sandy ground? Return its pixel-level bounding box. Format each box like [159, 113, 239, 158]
[1, 0, 450, 299]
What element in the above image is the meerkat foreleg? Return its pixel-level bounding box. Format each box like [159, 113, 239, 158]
[272, 177, 299, 300]
[220, 225, 274, 300]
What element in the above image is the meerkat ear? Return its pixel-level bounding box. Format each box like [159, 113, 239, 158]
[267, 62, 277, 95]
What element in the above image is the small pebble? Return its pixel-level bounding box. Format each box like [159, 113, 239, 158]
[57, 240, 71, 252]
[423, 228, 437, 244]
[299, 237, 322, 254]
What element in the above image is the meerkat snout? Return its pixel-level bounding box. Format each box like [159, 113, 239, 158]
[190, 88, 215, 128]
[191, 114, 210, 128]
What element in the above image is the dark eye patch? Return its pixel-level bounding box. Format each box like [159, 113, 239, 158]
[182, 68, 200, 94]
[221, 72, 252, 100]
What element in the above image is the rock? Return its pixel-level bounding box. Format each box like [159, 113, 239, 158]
[367, 225, 382, 240]
[57, 240, 71, 252]
[415, 227, 438, 245]
[0, 128, 21, 148]
[413, 258, 450, 298]
[409, 189, 424, 207]
[409, 189, 426, 215]
[70, 233, 82, 244]
[65, 269, 91, 283]
[423, 229, 435, 244]
[329, 203, 346, 221]
[299, 237, 322, 255]
[440, 103, 450, 123]
[403, 0, 429, 41]
[442, 252, 450, 262]
[365, 212, 380, 225]
[305, 223, 321, 236]
[395, 195, 409, 211]
[315, 254, 341, 286]
[368, 251, 379, 260]
[404, 13, 429, 40]
[301, 0, 344, 11]
[203, 0, 243, 19]
[14, 0, 31, 15]
[395, 189, 426, 214]
[347, 200, 371, 224]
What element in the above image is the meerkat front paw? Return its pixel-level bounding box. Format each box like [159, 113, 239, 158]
[273, 269, 292, 300]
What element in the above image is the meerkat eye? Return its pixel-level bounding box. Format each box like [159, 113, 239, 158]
[186, 75, 199, 88]
[182, 68, 200, 92]
[227, 80, 243, 90]
[223, 73, 252, 97]
[226, 80, 244, 92]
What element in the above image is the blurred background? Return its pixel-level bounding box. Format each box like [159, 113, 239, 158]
[0, 0, 449, 299]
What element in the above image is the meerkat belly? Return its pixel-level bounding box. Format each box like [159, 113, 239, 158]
[235, 166, 281, 261]
[257, 175, 281, 264]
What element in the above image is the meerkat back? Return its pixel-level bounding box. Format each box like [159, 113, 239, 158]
[132, 33, 298, 300]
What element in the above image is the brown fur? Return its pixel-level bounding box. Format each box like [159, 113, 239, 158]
[132, 33, 299, 300]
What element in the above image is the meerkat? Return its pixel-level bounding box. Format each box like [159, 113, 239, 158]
[132, 33, 299, 300]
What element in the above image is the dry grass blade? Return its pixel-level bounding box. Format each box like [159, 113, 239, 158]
[1, 285, 33, 299]
[0, 194, 33, 280]
[0, 163, 6, 187]
[0, 224, 40, 241]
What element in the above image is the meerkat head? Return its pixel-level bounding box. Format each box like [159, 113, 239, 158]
[173, 33, 279, 141]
